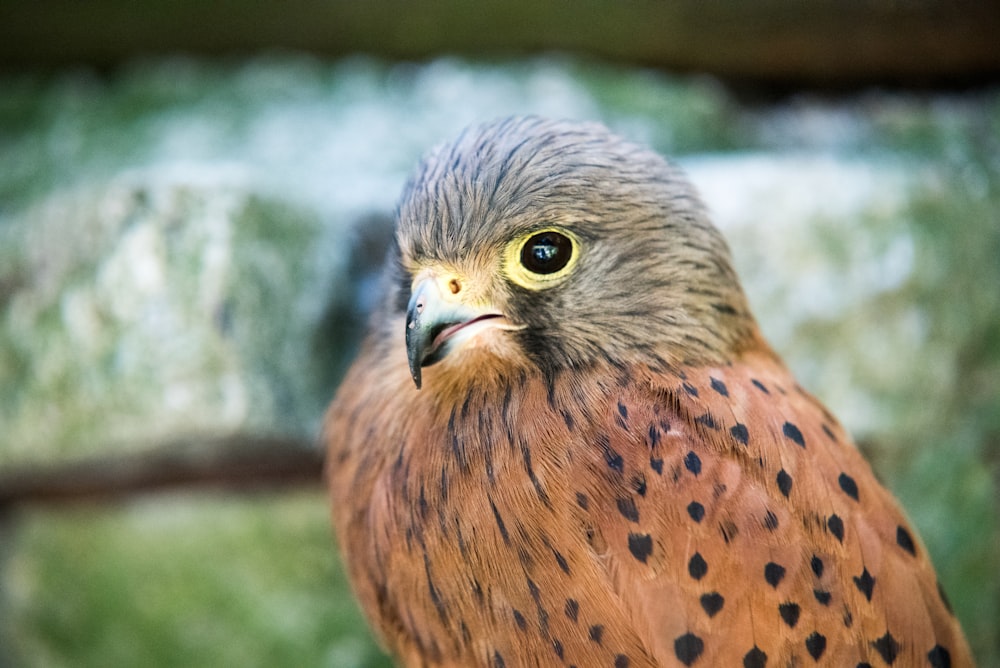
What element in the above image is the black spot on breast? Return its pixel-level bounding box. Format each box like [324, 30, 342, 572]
[589, 624, 604, 644]
[854, 568, 875, 601]
[843, 606, 854, 628]
[838, 472, 859, 501]
[553, 548, 570, 574]
[827, 514, 845, 542]
[822, 423, 837, 441]
[719, 520, 739, 543]
[805, 632, 827, 660]
[460, 391, 474, 419]
[446, 409, 469, 469]
[493, 650, 506, 668]
[928, 644, 951, 668]
[512, 608, 527, 630]
[618, 401, 628, 420]
[617, 497, 640, 523]
[764, 562, 786, 588]
[561, 409, 575, 431]
[687, 501, 705, 523]
[423, 554, 449, 623]
[777, 469, 793, 497]
[683, 382, 699, 397]
[418, 485, 429, 519]
[730, 423, 749, 445]
[871, 631, 900, 664]
[814, 589, 832, 605]
[779, 601, 801, 628]
[764, 509, 779, 531]
[490, 499, 510, 545]
[628, 533, 653, 563]
[783, 422, 805, 447]
[648, 424, 661, 447]
[674, 633, 704, 666]
[688, 552, 708, 580]
[650, 457, 664, 474]
[743, 646, 767, 668]
[521, 443, 551, 507]
[695, 413, 719, 430]
[700, 592, 725, 617]
[710, 377, 729, 396]
[751, 379, 770, 394]
[564, 598, 578, 622]
[811, 554, 824, 577]
[684, 451, 702, 475]
[439, 468, 449, 501]
[597, 433, 624, 473]
[631, 473, 647, 496]
[896, 526, 917, 556]
[576, 492, 589, 510]
[552, 639, 564, 659]
[455, 514, 469, 563]
[526, 578, 550, 637]
[614, 655, 630, 668]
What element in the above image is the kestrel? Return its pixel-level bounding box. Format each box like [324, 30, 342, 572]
[324, 116, 972, 667]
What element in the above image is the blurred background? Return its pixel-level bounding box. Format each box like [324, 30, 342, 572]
[1, 2, 999, 666]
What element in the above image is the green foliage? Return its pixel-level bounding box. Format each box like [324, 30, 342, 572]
[890, 135, 1000, 663]
[2, 493, 391, 668]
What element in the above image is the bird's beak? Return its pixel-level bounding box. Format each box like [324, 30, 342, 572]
[405, 273, 513, 389]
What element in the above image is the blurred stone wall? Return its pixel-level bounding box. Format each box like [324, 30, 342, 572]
[1, 57, 998, 666]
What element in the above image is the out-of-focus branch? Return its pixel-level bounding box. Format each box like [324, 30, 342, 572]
[0, 1, 998, 87]
[0, 434, 324, 510]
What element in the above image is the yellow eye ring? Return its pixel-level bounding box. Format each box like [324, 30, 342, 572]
[504, 228, 580, 290]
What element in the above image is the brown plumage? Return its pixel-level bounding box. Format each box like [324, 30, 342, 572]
[325, 116, 972, 667]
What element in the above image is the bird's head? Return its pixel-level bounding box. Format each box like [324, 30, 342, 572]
[383, 116, 759, 389]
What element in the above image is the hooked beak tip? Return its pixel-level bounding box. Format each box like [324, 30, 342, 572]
[405, 315, 424, 390]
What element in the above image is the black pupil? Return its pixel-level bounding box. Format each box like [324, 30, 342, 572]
[521, 232, 572, 275]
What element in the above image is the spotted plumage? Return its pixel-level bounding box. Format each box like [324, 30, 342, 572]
[325, 116, 973, 666]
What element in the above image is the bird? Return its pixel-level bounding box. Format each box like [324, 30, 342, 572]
[324, 116, 973, 667]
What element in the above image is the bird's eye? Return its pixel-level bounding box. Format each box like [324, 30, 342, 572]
[520, 231, 574, 275]
[504, 227, 580, 290]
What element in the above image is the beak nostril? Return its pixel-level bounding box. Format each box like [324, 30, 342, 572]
[448, 278, 461, 295]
